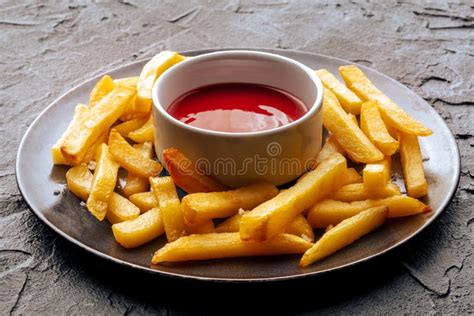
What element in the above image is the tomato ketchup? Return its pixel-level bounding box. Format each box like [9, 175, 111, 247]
[167, 83, 307, 133]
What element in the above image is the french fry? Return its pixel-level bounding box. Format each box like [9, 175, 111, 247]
[307, 195, 431, 228]
[106, 193, 141, 224]
[80, 129, 108, 164]
[66, 164, 140, 223]
[322, 88, 384, 163]
[129, 191, 158, 213]
[135, 51, 185, 114]
[151, 232, 312, 264]
[86, 144, 120, 221]
[108, 129, 162, 178]
[399, 132, 428, 198]
[182, 182, 278, 223]
[348, 114, 358, 126]
[122, 142, 154, 197]
[282, 214, 315, 242]
[51, 104, 88, 165]
[119, 99, 145, 122]
[339, 65, 432, 136]
[382, 115, 399, 140]
[66, 163, 93, 201]
[300, 206, 387, 267]
[114, 76, 139, 89]
[61, 85, 136, 164]
[360, 101, 399, 155]
[332, 182, 400, 202]
[128, 115, 155, 143]
[184, 218, 215, 235]
[162, 147, 228, 193]
[113, 116, 149, 138]
[316, 69, 363, 114]
[112, 207, 164, 248]
[149, 176, 187, 242]
[217, 212, 315, 242]
[240, 153, 347, 241]
[316, 135, 346, 164]
[215, 212, 245, 233]
[362, 156, 391, 196]
[343, 168, 363, 185]
[89, 75, 115, 107]
[363, 165, 386, 192]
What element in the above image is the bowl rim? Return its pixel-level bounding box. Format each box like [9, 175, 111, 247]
[152, 50, 323, 138]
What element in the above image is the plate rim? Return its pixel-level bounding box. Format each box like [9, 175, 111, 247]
[15, 47, 461, 283]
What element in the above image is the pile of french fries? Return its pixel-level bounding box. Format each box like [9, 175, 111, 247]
[52, 51, 432, 268]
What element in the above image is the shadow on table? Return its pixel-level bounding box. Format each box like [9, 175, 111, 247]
[58, 237, 405, 314]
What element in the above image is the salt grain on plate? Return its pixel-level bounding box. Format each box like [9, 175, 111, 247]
[117, 177, 126, 190]
[325, 224, 334, 233]
[84, 120, 95, 128]
[87, 161, 96, 171]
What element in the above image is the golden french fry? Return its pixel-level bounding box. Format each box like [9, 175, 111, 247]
[149, 176, 187, 242]
[307, 195, 431, 228]
[112, 207, 164, 248]
[61, 85, 136, 164]
[122, 142, 153, 197]
[51, 104, 89, 165]
[114, 76, 139, 89]
[89, 75, 115, 107]
[215, 212, 245, 233]
[316, 69, 362, 114]
[323, 88, 384, 163]
[283, 214, 315, 242]
[119, 100, 146, 122]
[66, 164, 140, 223]
[80, 129, 108, 164]
[216, 212, 315, 242]
[151, 232, 312, 264]
[113, 116, 149, 138]
[348, 114, 358, 126]
[108, 129, 162, 178]
[316, 135, 346, 164]
[332, 182, 400, 202]
[338, 65, 371, 86]
[184, 218, 215, 235]
[343, 168, 363, 185]
[362, 156, 391, 196]
[363, 165, 385, 191]
[127, 115, 155, 143]
[360, 101, 399, 155]
[129, 191, 158, 212]
[382, 115, 399, 140]
[135, 51, 185, 113]
[300, 206, 387, 267]
[163, 147, 228, 193]
[240, 153, 347, 241]
[106, 193, 141, 224]
[399, 132, 428, 198]
[339, 65, 432, 136]
[301, 160, 358, 186]
[182, 182, 278, 223]
[86, 144, 120, 220]
[66, 163, 93, 201]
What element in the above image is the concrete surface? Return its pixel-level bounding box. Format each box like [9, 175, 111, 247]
[1, 0, 473, 314]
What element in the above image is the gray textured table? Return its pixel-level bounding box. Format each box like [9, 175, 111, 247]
[1, 1, 473, 314]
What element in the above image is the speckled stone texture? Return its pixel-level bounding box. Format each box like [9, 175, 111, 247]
[1, 0, 472, 314]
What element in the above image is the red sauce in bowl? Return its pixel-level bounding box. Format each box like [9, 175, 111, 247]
[167, 83, 307, 133]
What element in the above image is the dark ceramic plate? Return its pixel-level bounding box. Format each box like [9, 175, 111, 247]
[16, 48, 460, 282]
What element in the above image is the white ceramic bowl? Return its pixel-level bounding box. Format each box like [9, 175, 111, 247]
[152, 50, 323, 188]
